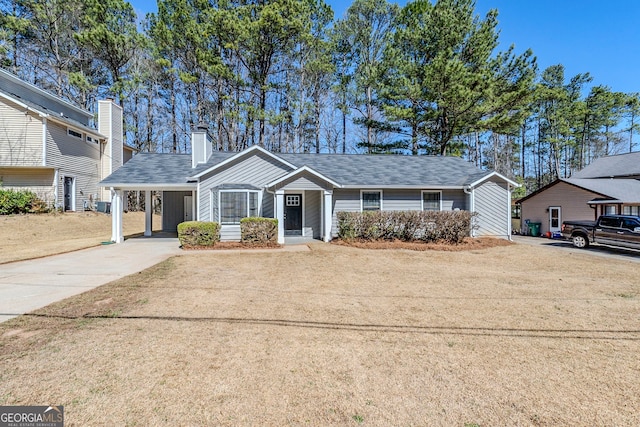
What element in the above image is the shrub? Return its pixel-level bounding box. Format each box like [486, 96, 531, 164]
[177, 221, 220, 248]
[0, 188, 49, 215]
[336, 210, 476, 244]
[240, 217, 278, 245]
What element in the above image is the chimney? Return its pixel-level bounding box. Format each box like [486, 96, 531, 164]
[192, 123, 212, 168]
[98, 99, 124, 177]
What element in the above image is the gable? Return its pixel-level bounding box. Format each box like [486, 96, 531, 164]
[519, 181, 601, 208]
[199, 150, 294, 189]
[270, 170, 335, 191]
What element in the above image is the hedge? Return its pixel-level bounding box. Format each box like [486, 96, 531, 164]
[0, 188, 49, 215]
[337, 210, 476, 244]
[177, 221, 220, 248]
[240, 217, 278, 245]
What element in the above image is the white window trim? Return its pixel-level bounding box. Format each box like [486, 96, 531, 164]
[421, 190, 442, 211]
[85, 135, 99, 144]
[216, 189, 262, 225]
[360, 189, 383, 212]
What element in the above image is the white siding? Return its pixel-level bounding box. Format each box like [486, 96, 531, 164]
[220, 225, 241, 241]
[474, 181, 509, 237]
[0, 167, 54, 202]
[0, 99, 44, 166]
[46, 120, 101, 210]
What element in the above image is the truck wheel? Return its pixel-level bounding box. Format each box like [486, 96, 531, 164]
[572, 234, 589, 249]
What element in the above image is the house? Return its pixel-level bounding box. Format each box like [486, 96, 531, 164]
[517, 151, 640, 236]
[0, 68, 133, 211]
[100, 128, 519, 244]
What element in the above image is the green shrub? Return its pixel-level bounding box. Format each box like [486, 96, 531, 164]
[240, 217, 278, 245]
[336, 210, 476, 244]
[177, 221, 220, 248]
[0, 188, 49, 215]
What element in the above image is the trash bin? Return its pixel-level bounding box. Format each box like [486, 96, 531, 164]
[529, 222, 541, 237]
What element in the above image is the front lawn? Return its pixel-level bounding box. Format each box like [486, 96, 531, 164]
[1, 243, 638, 425]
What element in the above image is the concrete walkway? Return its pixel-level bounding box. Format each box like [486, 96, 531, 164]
[0, 236, 182, 323]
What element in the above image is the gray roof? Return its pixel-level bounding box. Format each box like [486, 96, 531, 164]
[277, 153, 490, 187]
[564, 178, 640, 203]
[572, 151, 640, 178]
[100, 149, 502, 188]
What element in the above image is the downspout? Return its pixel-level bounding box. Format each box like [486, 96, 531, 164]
[507, 184, 513, 242]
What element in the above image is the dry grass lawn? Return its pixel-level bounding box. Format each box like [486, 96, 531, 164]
[0, 212, 162, 264]
[1, 243, 639, 426]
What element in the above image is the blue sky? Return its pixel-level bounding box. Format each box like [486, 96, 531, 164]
[129, 0, 640, 94]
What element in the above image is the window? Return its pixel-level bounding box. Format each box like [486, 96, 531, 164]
[623, 205, 639, 216]
[599, 217, 620, 228]
[86, 135, 98, 144]
[604, 205, 616, 215]
[422, 191, 441, 211]
[67, 129, 82, 139]
[219, 191, 259, 224]
[621, 218, 640, 231]
[361, 191, 381, 211]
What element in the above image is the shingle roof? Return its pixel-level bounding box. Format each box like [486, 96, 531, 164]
[564, 178, 640, 203]
[100, 149, 503, 188]
[572, 151, 640, 178]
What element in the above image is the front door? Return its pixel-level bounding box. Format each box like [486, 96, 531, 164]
[284, 194, 302, 235]
[63, 176, 74, 211]
[184, 196, 193, 222]
[549, 206, 561, 233]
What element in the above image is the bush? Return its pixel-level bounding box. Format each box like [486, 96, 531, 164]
[336, 210, 476, 244]
[240, 217, 278, 245]
[0, 188, 49, 215]
[177, 221, 220, 248]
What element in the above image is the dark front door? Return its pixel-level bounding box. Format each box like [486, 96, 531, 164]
[63, 176, 73, 211]
[284, 194, 302, 235]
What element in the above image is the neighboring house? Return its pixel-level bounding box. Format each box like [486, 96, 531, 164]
[0, 68, 133, 210]
[101, 128, 519, 244]
[518, 151, 640, 236]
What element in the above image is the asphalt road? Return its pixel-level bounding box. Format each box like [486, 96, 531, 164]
[512, 235, 640, 263]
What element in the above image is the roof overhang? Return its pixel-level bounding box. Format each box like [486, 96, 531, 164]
[0, 91, 46, 117]
[341, 185, 465, 190]
[468, 171, 520, 188]
[100, 183, 197, 191]
[189, 145, 297, 180]
[587, 199, 621, 205]
[266, 165, 342, 189]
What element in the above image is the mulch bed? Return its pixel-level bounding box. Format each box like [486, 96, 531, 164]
[181, 242, 282, 250]
[332, 237, 513, 251]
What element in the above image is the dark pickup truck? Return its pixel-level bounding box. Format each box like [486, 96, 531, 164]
[562, 215, 640, 250]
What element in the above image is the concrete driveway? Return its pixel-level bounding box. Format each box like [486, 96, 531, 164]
[513, 235, 640, 263]
[0, 236, 182, 323]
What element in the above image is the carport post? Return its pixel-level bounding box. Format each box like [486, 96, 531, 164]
[323, 190, 332, 242]
[276, 190, 285, 244]
[111, 188, 124, 243]
[144, 190, 152, 237]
